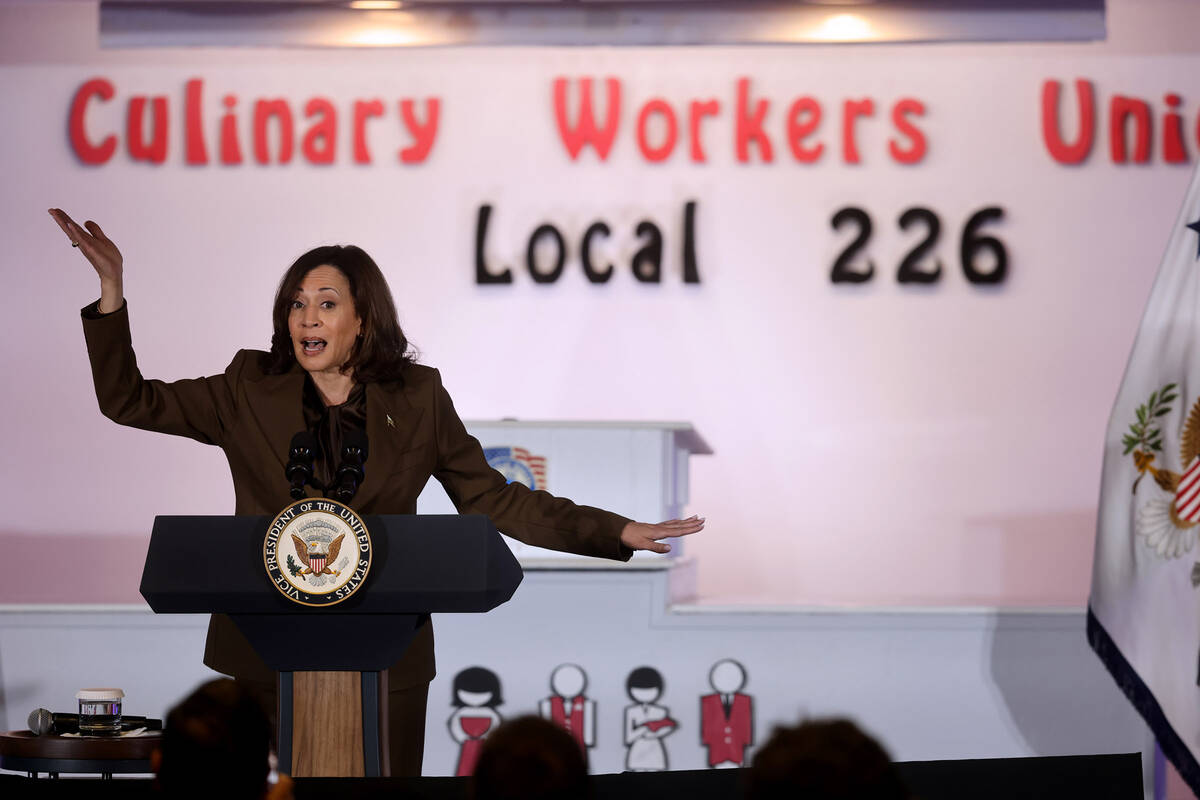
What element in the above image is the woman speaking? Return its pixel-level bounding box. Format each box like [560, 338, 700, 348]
[49, 208, 704, 775]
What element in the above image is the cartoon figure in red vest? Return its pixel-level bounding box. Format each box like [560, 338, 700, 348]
[700, 658, 753, 768]
[447, 667, 503, 776]
[538, 663, 595, 753]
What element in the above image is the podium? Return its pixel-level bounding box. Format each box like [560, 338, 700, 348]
[140, 513, 522, 777]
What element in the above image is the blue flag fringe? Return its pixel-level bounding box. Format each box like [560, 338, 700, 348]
[1088, 605, 1200, 796]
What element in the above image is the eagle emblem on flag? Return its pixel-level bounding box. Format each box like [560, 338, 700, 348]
[1124, 382, 1200, 561]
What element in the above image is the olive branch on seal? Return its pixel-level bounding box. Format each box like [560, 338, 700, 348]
[1124, 383, 1177, 493]
[286, 554, 303, 578]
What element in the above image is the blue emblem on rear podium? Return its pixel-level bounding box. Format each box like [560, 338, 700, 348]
[484, 447, 547, 490]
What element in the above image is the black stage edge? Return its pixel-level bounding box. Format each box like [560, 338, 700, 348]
[1088, 603, 1200, 796]
[0, 752, 1141, 799]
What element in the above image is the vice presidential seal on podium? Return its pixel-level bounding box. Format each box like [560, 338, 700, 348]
[264, 498, 373, 607]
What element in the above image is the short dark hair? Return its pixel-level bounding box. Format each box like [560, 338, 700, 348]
[261, 244, 417, 384]
[472, 715, 589, 800]
[158, 678, 271, 800]
[625, 666, 664, 699]
[453, 666, 504, 707]
[746, 717, 909, 800]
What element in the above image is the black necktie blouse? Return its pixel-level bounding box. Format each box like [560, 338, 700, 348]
[301, 376, 367, 491]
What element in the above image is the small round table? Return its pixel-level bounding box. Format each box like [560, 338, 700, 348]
[0, 731, 158, 779]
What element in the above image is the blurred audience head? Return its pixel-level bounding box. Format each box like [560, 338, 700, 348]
[472, 714, 590, 800]
[746, 717, 909, 800]
[155, 678, 276, 800]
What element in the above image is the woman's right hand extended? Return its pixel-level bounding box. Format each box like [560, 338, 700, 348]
[48, 208, 124, 313]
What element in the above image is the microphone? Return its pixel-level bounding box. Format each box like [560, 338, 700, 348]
[285, 431, 319, 499]
[27, 709, 160, 735]
[332, 430, 368, 504]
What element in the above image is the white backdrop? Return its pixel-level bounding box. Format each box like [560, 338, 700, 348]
[3, 0, 1200, 607]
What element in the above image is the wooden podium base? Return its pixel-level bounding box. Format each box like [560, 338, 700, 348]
[278, 670, 389, 778]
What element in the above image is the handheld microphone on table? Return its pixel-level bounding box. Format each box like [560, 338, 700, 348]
[332, 430, 368, 504]
[27, 709, 161, 735]
[285, 431, 320, 499]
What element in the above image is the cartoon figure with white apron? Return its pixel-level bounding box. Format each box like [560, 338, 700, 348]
[539, 663, 595, 753]
[623, 666, 677, 771]
[447, 666, 503, 776]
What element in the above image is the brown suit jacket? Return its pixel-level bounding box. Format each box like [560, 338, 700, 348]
[82, 303, 632, 689]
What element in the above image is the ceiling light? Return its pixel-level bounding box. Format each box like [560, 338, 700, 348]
[348, 1, 403, 10]
[346, 26, 419, 46]
[812, 13, 874, 42]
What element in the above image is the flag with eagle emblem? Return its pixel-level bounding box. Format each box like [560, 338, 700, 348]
[1091, 162, 1200, 797]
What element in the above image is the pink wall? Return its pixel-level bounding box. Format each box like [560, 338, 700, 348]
[4, 0, 1200, 607]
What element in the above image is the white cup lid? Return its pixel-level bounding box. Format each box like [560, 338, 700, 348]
[76, 688, 124, 701]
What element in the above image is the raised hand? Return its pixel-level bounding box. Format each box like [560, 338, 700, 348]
[619, 515, 705, 554]
[48, 208, 124, 312]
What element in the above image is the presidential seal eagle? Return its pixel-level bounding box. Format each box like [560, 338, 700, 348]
[290, 533, 345, 578]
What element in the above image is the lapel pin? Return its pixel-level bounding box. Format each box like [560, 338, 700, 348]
[386, 413, 395, 428]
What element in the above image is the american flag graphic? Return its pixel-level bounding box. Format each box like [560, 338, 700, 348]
[1175, 455, 1200, 523]
[485, 446, 548, 490]
[513, 447, 547, 489]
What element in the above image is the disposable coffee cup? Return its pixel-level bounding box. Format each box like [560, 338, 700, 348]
[76, 688, 124, 736]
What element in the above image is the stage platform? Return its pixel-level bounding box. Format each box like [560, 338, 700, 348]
[0, 753, 1142, 799]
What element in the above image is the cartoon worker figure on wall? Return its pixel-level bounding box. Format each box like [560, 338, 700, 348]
[539, 663, 596, 753]
[700, 658, 754, 768]
[448, 666, 504, 776]
[623, 666, 677, 771]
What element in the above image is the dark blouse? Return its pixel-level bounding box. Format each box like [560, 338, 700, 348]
[301, 377, 366, 490]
